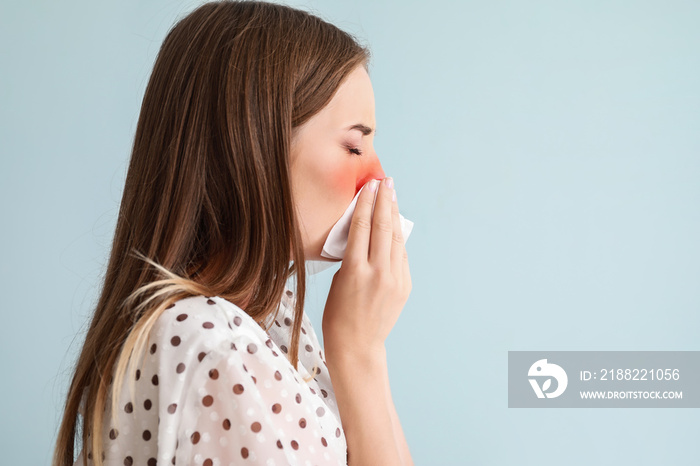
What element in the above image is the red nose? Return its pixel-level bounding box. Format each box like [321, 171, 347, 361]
[355, 157, 385, 195]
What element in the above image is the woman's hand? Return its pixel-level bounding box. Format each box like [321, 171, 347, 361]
[322, 176, 412, 359]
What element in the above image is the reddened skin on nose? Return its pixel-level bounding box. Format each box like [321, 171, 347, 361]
[355, 162, 385, 195]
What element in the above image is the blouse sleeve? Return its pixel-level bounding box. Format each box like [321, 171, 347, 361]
[174, 333, 345, 466]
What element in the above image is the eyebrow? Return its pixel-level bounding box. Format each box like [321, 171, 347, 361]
[346, 124, 375, 136]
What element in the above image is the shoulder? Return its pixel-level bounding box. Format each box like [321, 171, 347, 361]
[146, 295, 275, 371]
[154, 295, 267, 346]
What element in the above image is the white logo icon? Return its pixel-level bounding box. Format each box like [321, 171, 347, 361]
[528, 359, 568, 399]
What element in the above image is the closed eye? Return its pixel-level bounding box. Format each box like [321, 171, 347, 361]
[345, 144, 363, 156]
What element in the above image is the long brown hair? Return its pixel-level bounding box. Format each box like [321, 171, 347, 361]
[53, 1, 370, 464]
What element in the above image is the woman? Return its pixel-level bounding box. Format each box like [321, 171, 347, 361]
[53, 1, 413, 465]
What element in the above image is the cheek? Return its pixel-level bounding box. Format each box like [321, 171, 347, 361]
[325, 156, 385, 204]
[330, 169, 357, 196]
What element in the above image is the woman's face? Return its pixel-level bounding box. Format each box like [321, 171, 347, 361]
[290, 64, 385, 261]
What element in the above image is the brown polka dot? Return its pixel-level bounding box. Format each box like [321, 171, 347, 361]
[176, 313, 187, 321]
[242, 364, 247, 372]
[147, 459, 156, 466]
[135, 369, 141, 381]
[124, 402, 133, 413]
[202, 321, 214, 329]
[171, 456, 175, 465]
[198, 352, 207, 362]
[310, 387, 316, 394]
[202, 395, 214, 407]
[241, 447, 249, 459]
[251, 375, 257, 384]
[276, 439, 283, 449]
[316, 406, 325, 417]
[233, 316, 242, 326]
[271, 403, 281, 414]
[274, 320, 281, 327]
[280, 345, 288, 354]
[247, 343, 257, 354]
[320, 389, 328, 398]
[251, 421, 261, 433]
[298, 418, 306, 428]
[305, 344, 313, 352]
[166, 302, 175, 309]
[203, 460, 212, 466]
[321, 437, 328, 447]
[286, 290, 293, 297]
[144, 399, 152, 410]
[124, 457, 133, 466]
[150, 344, 157, 354]
[223, 419, 231, 430]
[176, 363, 186, 374]
[283, 317, 292, 326]
[152, 374, 159, 385]
[271, 350, 278, 357]
[167, 403, 177, 414]
[209, 369, 219, 379]
[336, 427, 341, 437]
[109, 428, 118, 440]
[142, 430, 151, 441]
[301, 326, 307, 335]
[207, 298, 215, 305]
[171, 336, 181, 346]
[233, 384, 244, 394]
[265, 339, 273, 348]
[273, 370, 282, 381]
[295, 393, 302, 403]
[191, 431, 200, 444]
[291, 440, 299, 450]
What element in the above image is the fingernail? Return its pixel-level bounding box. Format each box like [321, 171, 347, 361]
[385, 177, 393, 189]
[368, 179, 379, 192]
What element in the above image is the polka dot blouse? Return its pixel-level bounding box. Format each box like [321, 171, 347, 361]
[75, 287, 347, 465]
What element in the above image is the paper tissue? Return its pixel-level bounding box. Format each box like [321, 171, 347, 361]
[306, 182, 414, 275]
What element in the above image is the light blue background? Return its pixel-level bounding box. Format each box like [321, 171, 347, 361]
[1, 1, 698, 464]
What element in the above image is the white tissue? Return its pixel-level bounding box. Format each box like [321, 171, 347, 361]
[320, 183, 414, 260]
[305, 183, 414, 275]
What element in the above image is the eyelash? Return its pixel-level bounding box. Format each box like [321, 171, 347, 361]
[345, 145, 363, 156]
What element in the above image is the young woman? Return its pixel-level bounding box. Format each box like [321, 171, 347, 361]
[53, 1, 413, 465]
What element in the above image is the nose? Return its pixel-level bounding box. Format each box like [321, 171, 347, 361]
[355, 155, 385, 195]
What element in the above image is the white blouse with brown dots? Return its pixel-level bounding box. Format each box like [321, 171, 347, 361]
[75, 286, 347, 466]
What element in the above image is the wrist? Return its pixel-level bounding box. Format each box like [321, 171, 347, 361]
[324, 341, 387, 372]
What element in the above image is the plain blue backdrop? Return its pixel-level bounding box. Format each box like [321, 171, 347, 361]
[1, 1, 698, 464]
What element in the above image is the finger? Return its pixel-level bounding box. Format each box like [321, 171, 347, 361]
[345, 179, 379, 265]
[368, 177, 394, 268]
[389, 188, 405, 275]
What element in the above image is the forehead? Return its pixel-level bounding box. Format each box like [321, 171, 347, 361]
[315, 65, 376, 131]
